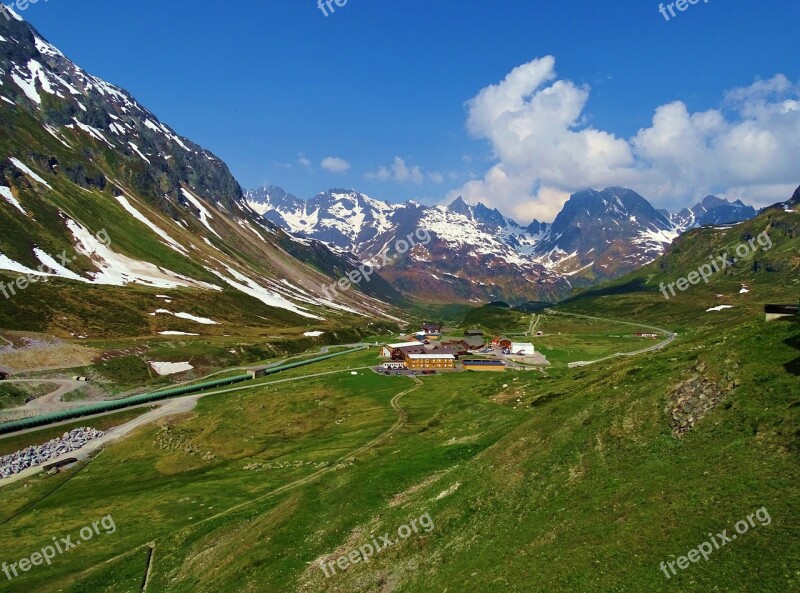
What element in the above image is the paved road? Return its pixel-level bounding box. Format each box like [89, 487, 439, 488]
[544, 310, 676, 368]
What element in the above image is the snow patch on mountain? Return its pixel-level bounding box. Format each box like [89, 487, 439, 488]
[9, 157, 51, 187]
[65, 217, 220, 290]
[114, 194, 189, 255]
[0, 186, 25, 215]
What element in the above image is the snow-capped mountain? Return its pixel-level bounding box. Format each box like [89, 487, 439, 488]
[531, 187, 680, 282]
[671, 195, 757, 231]
[246, 186, 567, 303]
[247, 183, 767, 303]
[0, 10, 242, 212]
[0, 11, 405, 334]
[246, 186, 697, 302]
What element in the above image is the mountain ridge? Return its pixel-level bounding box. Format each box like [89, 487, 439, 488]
[245, 184, 763, 303]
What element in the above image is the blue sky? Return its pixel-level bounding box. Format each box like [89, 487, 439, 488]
[21, 0, 800, 221]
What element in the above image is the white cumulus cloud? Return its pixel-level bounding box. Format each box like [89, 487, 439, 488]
[366, 156, 443, 185]
[321, 156, 351, 173]
[449, 56, 800, 221]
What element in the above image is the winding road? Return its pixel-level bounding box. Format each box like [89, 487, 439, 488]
[543, 310, 677, 367]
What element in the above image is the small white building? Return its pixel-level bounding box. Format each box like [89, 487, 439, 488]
[509, 342, 535, 356]
[381, 341, 424, 358]
[382, 361, 407, 370]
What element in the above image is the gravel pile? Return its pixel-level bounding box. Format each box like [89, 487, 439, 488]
[0, 427, 104, 479]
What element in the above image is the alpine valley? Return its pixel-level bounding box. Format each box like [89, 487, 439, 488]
[0, 6, 799, 593]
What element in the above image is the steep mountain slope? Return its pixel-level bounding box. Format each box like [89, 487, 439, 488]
[531, 187, 679, 282]
[0, 13, 403, 337]
[785, 186, 800, 210]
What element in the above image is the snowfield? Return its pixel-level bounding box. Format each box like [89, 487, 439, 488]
[65, 217, 221, 290]
[150, 309, 218, 325]
[149, 361, 194, 375]
[0, 186, 26, 215]
[707, 305, 734, 312]
[158, 331, 200, 336]
[114, 194, 189, 255]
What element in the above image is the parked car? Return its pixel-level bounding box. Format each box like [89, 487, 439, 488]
[384, 371, 390, 375]
[0, 371, 8, 381]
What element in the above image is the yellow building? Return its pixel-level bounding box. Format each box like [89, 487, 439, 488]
[404, 353, 455, 371]
[461, 359, 506, 372]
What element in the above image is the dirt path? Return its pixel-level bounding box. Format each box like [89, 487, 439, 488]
[53, 376, 423, 585]
[2, 379, 87, 412]
[195, 375, 421, 526]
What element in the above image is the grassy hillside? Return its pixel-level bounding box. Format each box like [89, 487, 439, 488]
[0, 310, 795, 592]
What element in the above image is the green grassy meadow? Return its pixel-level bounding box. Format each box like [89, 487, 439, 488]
[0, 311, 796, 592]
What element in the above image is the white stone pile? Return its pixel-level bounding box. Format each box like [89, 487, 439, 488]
[0, 427, 104, 479]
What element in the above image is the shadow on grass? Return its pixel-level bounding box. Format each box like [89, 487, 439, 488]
[782, 319, 800, 376]
[560, 278, 651, 305]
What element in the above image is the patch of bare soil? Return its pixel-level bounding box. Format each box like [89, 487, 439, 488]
[0, 331, 98, 372]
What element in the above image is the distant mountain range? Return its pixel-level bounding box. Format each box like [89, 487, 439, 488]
[669, 195, 757, 230]
[245, 186, 760, 303]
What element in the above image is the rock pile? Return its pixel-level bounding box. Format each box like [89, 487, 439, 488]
[0, 427, 103, 479]
[667, 367, 738, 436]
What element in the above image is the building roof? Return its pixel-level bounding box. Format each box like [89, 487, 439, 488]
[510, 342, 535, 353]
[386, 341, 425, 349]
[424, 344, 456, 355]
[764, 304, 799, 314]
[406, 354, 456, 360]
[462, 359, 505, 366]
[397, 346, 428, 355]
